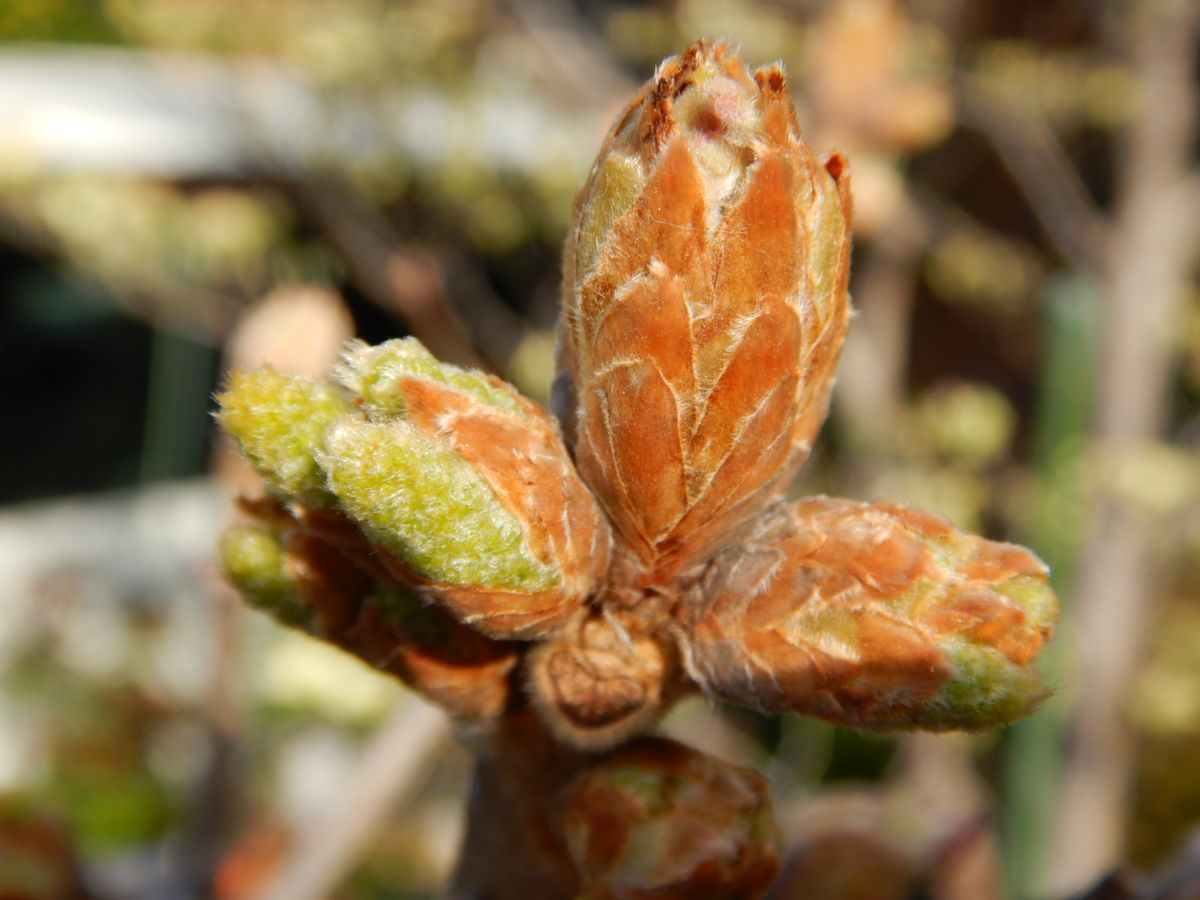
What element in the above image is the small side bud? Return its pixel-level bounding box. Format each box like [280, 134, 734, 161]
[216, 368, 350, 505]
[219, 524, 312, 629]
[558, 738, 780, 899]
[684, 497, 1059, 731]
[221, 513, 517, 723]
[528, 611, 673, 751]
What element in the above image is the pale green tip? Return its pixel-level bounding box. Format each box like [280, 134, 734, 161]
[219, 525, 311, 629]
[320, 417, 557, 592]
[216, 368, 350, 504]
[921, 640, 1048, 729]
[996, 574, 1060, 633]
[335, 337, 525, 418]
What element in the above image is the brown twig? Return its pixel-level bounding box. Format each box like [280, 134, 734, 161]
[445, 708, 585, 900]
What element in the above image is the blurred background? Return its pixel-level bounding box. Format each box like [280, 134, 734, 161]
[0, 1, 1197, 898]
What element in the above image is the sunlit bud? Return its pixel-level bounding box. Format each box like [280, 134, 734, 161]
[528, 610, 674, 751]
[216, 368, 350, 506]
[684, 497, 1059, 730]
[559, 738, 780, 899]
[337, 337, 527, 419]
[557, 40, 852, 581]
[323, 338, 611, 640]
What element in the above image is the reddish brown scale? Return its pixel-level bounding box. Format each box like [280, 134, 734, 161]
[683, 496, 1057, 730]
[560, 41, 854, 583]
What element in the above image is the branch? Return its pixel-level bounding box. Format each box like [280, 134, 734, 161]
[955, 79, 1109, 274]
[1047, 0, 1199, 892]
[253, 698, 451, 900]
[283, 178, 488, 370]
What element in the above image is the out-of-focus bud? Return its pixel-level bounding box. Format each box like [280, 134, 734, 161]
[528, 610, 675, 750]
[558, 738, 780, 899]
[220, 524, 314, 630]
[216, 368, 351, 506]
[684, 497, 1059, 730]
[324, 338, 611, 640]
[220, 516, 517, 723]
[558, 40, 852, 583]
[771, 830, 915, 900]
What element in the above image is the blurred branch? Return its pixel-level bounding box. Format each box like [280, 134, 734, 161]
[0, 206, 243, 343]
[502, 0, 635, 106]
[1047, 0, 1200, 893]
[253, 698, 451, 900]
[956, 80, 1109, 274]
[284, 178, 487, 369]
[0, 46, 603, 180]
[438, 246, 532, 369]
[835, 192, 929, 452]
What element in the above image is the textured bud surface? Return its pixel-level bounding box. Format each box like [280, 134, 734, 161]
[684, 497, 1059, 730]
[322, 416, 559, 593]
[337, 337, 527, 418]
[559, 738, 780, 899]
[559, 40, 852, 580]
[322, 336, 612, 639]
[216, 368, 350, 504]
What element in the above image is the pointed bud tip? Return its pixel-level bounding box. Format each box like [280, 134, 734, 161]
[216, 367, 350, 504]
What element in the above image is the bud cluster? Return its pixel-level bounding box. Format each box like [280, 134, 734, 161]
[216, 38, 1059, 898]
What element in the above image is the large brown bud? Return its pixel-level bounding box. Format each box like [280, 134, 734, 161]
[557, 40, 852, 583]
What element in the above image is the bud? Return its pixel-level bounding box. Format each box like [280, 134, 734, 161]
[219, 524, 314, 630]
[684, 497, 1059, 730]
[558, 40, 852, 581]
[558, 737, 780, 898]
[323, 338, 611, 640]
[220, 516, 517, 722]
[528, 610, 675, 750]
[216, 368, 351, 506]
